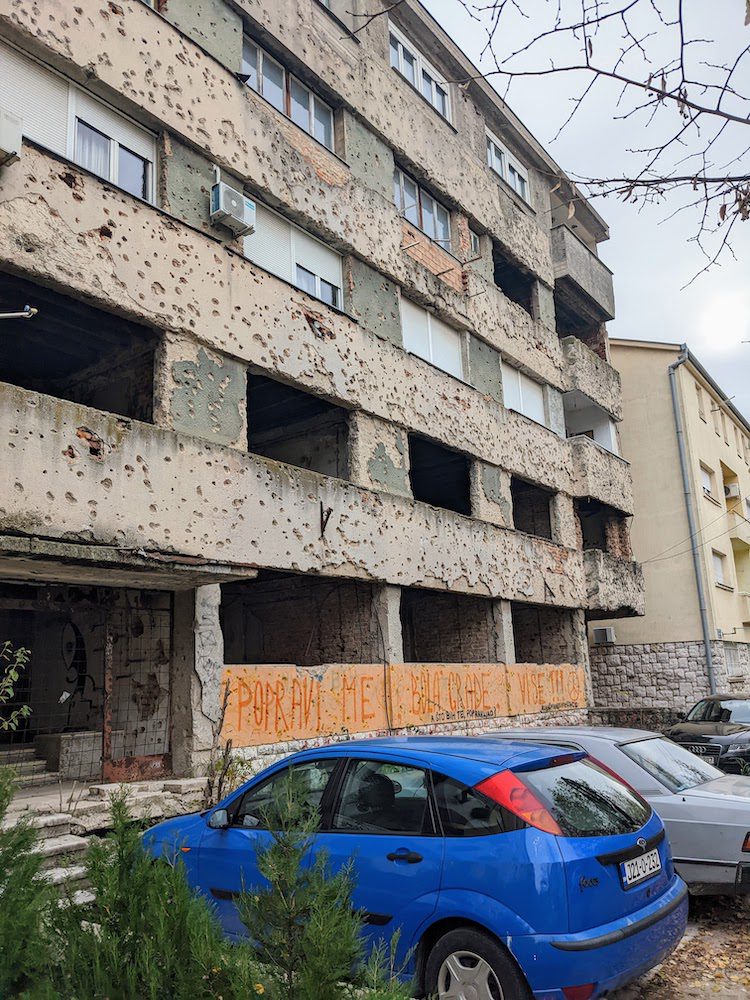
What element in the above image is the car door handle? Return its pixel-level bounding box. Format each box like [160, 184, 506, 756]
[386, 850, 423, 864]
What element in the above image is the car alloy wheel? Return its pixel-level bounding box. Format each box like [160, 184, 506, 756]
[437, 949, 504, 1000]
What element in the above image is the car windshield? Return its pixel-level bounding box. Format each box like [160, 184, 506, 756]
[621, 737, 723, 793]
[686, 699, 750, 725]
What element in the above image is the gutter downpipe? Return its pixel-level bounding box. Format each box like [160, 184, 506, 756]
[668, 345, 717, 694]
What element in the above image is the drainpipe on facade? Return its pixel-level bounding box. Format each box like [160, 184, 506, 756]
[668, 344, 717, 694]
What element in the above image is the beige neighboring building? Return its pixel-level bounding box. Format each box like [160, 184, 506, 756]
[590, 340, 750, 711]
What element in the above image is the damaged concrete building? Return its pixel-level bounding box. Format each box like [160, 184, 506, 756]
[0, 0, 643, 787]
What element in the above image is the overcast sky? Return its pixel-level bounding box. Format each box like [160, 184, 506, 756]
[421, 1, 750, 418]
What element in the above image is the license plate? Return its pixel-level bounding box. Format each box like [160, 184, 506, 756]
[704, 756, 717, 765]
[620, 848, 662, 889]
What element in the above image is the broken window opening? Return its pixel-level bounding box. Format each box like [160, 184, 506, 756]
[511, 477, 554, 540]
[575, 499, 632, 558]
[401, 588, 501, 663]
[0, 272, 157, 422]
[511, 602, 579, 665]
[220, 572, 381, 666]
[247, 372, 349, 479]
[554, 296, 608, 360]
[408, 434, 471, 516]
[492, 242, 535, 317]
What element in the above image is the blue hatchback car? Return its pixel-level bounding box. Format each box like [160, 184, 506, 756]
[144, 737, 688, 999]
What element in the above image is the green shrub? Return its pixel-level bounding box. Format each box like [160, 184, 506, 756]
[236, 775, 413, 1000]
[50, 795, 259, 1000]
[0, 770, 55, 998]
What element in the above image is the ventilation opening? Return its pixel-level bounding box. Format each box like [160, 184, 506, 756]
[0, 272, 157, 421]
[492, 242, 535, 316]
[401, 588, 502, 663]
[247, 373, 349, 478]
[220, 571, 380, 666]
[408, 435, 471, 516]
[576, 499, 631, 558]
[511, 602, 579, 665]
[511, 477, 553, 540]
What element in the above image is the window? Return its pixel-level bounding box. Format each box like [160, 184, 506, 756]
[400, 298, 463, 379]
[432, 773, 526, 836]
[242, 37, 334, 150]
[486, 129, 530, 203]
[389, 23, 450, 120]
[736, 427, 743, 458]
[722, 412, 729, 444]
[502, 364, 546, 426]
[332, 760, 430, 834]
[492, 241, 535, 315]
[408, 435, 472, 516]
[696, 384, 706, 420]
[0, 41, 156, 203]
[233, 759, 338, 828]
[469, 229, 481, 257]
[713, 549, 729, 586]
[244, 202, 343, 308]
[621, 737, 721, 793]
[724, 644, 744, 680]
[700, 464, 715, 499]
[511, 477, 553, 540]
[393, 167, 451, 249]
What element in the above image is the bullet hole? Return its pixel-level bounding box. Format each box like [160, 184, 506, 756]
[76, 426, 104, 459]
[99, 225, 113, 239]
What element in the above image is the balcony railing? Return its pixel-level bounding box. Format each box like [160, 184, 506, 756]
[728, 508, 750, 547]
[551, 225, 615, 323]
[584, 549, 645, 618]
[561, 336, 622, 421]
[569, 434, 635, 515]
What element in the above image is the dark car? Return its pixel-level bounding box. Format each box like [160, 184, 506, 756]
[665, 695, 750, 774]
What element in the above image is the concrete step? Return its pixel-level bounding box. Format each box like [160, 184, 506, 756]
[13, 770, 62, 788]
[0, 811, 74, 838]
[43, 863, 89, 890]
[0, 759, 48, 777]
[0, 746, 38, 765]
[33, 833, 88, 870]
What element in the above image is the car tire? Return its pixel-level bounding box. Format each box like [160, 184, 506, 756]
[424, 926, 530, 1000]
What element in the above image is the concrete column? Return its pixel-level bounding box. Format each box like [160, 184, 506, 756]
[348, 411, 412, 498]
[550, 494, 579, 548]
[170, 584, 226, 776]
[534, 281, 556, 332]
[372, 584, 404, 663]
[154, 334, 247, 449]
[343, 257, 403, 348]
[492, 599, 516, 663]
[472, 462, 512, 528]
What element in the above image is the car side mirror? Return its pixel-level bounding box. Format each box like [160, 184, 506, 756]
[208, 808, 230, 830]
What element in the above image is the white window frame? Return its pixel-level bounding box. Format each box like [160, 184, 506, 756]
[388, 21, 451, 122]
[241, 36, 335, 151]
[393, 166, 451, 250]
[712, 549, 729, 587]
[501, 363, 547, 427]
[469, 228, 481, 257]
[700, 463, 715, 499]
[725, 641, 743, 678]
[69, 89, 156, 204]
[400, 298, 464, 380]
[244, 202, 343, 310]
[486, 128, 530, 203]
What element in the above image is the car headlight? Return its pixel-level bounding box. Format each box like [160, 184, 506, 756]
[727, 744, 748, 754]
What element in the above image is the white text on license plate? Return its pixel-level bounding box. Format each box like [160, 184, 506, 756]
[704, 756, 717, 765]
[620, 848, 662, 888]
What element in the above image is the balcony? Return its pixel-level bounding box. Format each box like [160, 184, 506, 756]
[0, 383, 587, 608]
[551, 225, 615, 324]
[584, 550, 645, 618]
[561, 336, 622, 420]
[569, 434, 634, 515]
[729, 508, 750, 547]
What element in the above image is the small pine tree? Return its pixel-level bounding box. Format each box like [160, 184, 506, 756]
[0, 770, 55, 998]
[235, 775, 413, 1000]
[51, 794, 260, 1000]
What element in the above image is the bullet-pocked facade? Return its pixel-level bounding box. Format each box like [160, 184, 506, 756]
[0, 0, 642, 783]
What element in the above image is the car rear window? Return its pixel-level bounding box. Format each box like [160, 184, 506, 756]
[621, 737, 723, 793]
[521, 759, 652, 837]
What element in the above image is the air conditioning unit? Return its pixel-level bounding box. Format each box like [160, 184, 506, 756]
[210, 182, 256, 236]
[0, 108, 22, 167]
[592, 627, 616, 645]
[724, 483, 741, 500]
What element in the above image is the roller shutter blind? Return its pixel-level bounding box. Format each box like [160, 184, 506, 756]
[293, 228, 341, 288]
[73, 89, 155, 163]
[244, 204, 294, 283]
[0, 40, 69, 157]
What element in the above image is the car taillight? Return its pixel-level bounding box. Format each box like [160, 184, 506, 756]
[475, 770, 563, 836]
[742, 833, 750, 853]
[562, 986, 596, 1000]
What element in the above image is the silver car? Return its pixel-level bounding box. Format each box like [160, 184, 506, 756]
[486, 726, 750, 895]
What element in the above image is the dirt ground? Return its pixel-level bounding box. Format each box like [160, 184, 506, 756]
[613, 896, 750, 999]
